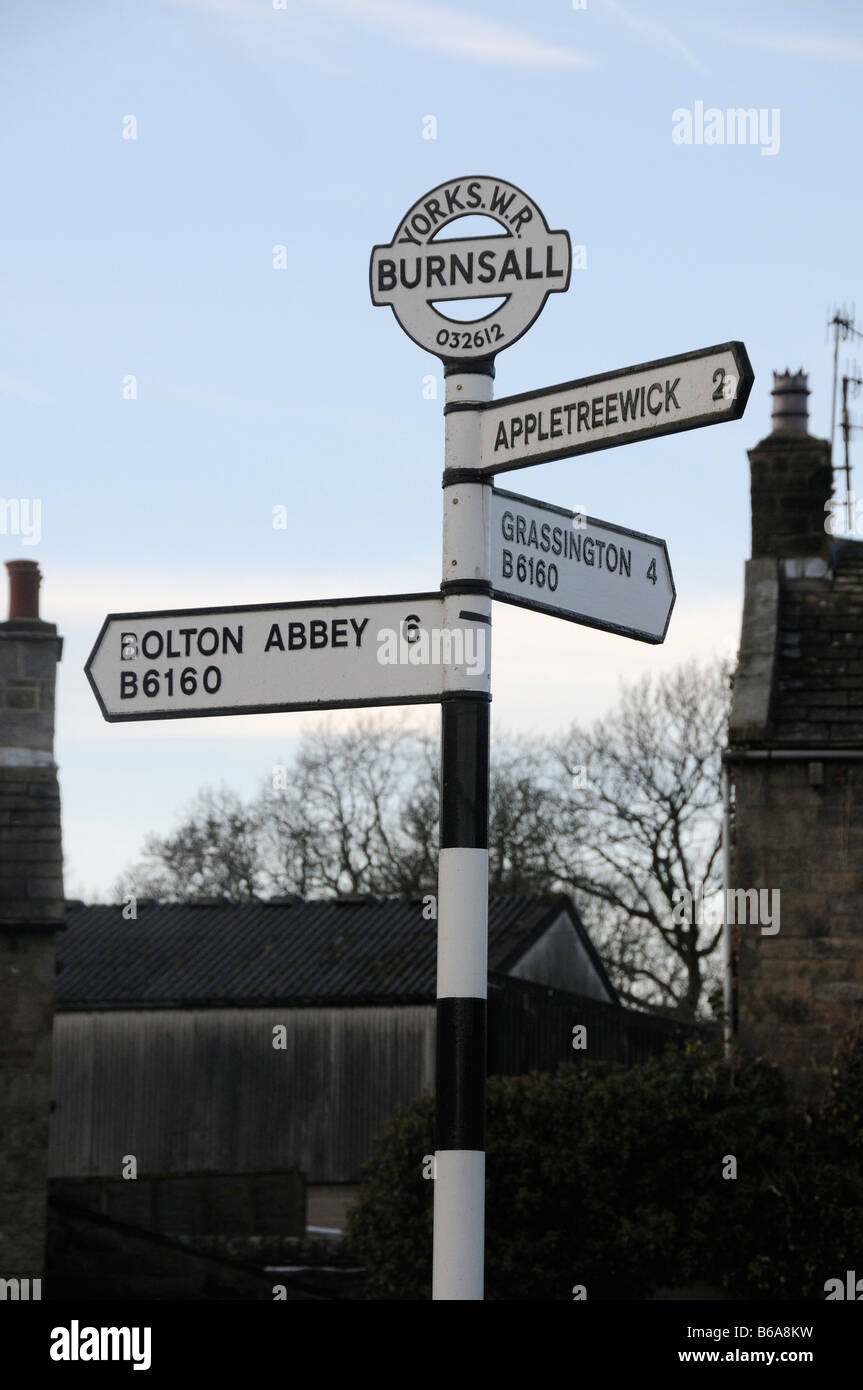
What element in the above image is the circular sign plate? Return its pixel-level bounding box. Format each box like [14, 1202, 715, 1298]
[370, 175, 571, 363]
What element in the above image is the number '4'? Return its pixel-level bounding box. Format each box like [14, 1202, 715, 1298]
[646, 559, 657, 585]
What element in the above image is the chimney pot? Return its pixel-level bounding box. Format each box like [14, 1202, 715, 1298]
[5, 560, 41, 620]
[771, 369, 810, 435]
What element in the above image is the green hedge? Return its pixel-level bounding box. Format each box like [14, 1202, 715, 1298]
[346, 1041, 863, 1300]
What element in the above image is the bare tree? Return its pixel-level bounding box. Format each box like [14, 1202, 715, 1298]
[117, 784, 268, 902]
[118, 720, 440, 903]
[487, 737, 559, 893]
[260, 721, 559, 898]
[261, 720, 433, 897]
[546, 658, 732, 1018]
[116, 660, 731, 1017]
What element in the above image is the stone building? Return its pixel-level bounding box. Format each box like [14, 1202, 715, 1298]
[728, 371, 863, 1101]
[0, 560, 64, 1284]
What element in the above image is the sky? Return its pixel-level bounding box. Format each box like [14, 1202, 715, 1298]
[2, 0, 861, 898]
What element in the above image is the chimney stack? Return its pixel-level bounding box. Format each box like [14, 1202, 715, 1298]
[0, 561, 64, 1283]
[747, 368, 832, 558]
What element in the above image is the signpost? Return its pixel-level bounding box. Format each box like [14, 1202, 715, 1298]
[473, 341, 754, 474]
[490, 487, 675, 644]
[87, 170, 752, 1303]
[85, 594, 490, 722]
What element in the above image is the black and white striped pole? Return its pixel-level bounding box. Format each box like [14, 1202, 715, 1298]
[434, 362, 494, 1300]
[370, 175, 572, 1300]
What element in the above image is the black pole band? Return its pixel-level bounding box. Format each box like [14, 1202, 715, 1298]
[440, 697, 489, 849]
[442, 401, 492, 415]
[435, 998, 486, 1150]
[443, 357, 496, 379]
[439, 578, 493, 597]
[441, 468, 494, 488]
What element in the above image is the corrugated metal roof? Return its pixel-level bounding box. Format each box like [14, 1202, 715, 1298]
[57, 895, 582, 1008]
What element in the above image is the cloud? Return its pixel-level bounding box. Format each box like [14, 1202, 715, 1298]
[172, 0, 592, 68]
[316, 0, 592, 67]
[602, 0, 703, 73]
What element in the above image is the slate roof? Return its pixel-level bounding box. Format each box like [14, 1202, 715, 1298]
[58, 894, 616, 1009]
[771, 539, 863, 745]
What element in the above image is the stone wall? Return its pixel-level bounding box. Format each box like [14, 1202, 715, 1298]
[733, 760, 863, 1101]
[0, 927, 57, 1276]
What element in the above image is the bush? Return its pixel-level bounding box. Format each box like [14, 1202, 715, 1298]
[346, 1041, 863, 1300]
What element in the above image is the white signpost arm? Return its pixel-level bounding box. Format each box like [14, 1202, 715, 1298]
[433, 364, 494, 1301]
